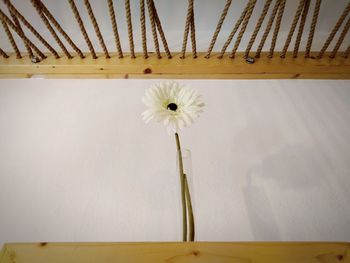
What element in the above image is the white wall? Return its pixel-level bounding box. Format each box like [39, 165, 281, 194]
[0, 79, 350, 246]
[0, 0, 349, 53]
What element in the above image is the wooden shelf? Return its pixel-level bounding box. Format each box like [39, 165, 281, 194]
[1, 242, 349, 263]
[0, 52, 349, 79]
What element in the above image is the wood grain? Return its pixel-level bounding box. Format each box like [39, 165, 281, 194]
[0, 52, 349, 79]
[0, 242, 349, 263]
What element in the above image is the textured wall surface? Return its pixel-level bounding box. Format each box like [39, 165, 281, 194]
[0, 0, 349, 53]
[0, 79, 350, 246]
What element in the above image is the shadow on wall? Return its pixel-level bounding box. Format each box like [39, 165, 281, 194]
[243, 143, 329, 241]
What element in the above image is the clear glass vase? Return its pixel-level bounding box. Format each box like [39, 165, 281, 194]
[176, 148, 196, 241]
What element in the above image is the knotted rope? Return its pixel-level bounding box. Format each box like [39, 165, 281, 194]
[305, 0, 321, 58]
[181, 0, 196, 58]
[230, 0, 257, 58]
[125, 0, 136, 58]
[1, 18, 21, 58]
[140, 0, 148, 58]
[317, 2, 350, 58]
[330, 16, 350, 58]
[205, 0, 232, 58]
[84, 0, 110, 58]
[4, 0, 58, 58]
[218, 0, 251, 58]
[280, 0, 305, 58]
[0, 47, 9, 58]
[268, 0, 285, 58]
[31, 0, 72, 58]
[293, 0, 311, 57]
[108, 0, 123, 58]
[0, 9, 46, 59]
[255, 0, 281, 58]
[68, 0, 97, 59]
[245, 0, 273, 58]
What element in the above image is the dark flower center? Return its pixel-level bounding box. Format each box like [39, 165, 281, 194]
[167, 103, 178, 111]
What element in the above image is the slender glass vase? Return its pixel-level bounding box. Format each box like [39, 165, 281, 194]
[176, 148, 196, 241]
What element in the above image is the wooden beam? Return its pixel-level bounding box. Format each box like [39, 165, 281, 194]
[0, 52, 349, 79]
[1, 242, 349, 263]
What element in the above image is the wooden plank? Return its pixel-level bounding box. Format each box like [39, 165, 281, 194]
[0, 242, 349, 263]
[0, 52, 349, 79]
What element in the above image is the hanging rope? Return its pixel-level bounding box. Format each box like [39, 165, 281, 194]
[293, 0, 311, 57]
[8, 10, 33, 58]
[37, 0, 84, 58]
[218, 1, 251, 58]
[1, 19, 21, 58]
[0, 47, 9, 58]
[84, 0, 110, 58]
[329, 16, 350, 58]
[268, 0, 285, 58]
[139, 0, 147, 58]
[151, 0, 172, 58]
[343, 44, 350, 58]
[146, 0, 161, 58]
[205, 0, 232, 58]
[280, 0, 305, 58]
[68, 0, 96, 59]
[0, 9, 46, 59]
[318, 2, 350, 58]
[108, 0, 123, 58]
[3, 0, 59, 58]
[31, 0, 72, 59]
[190, 6, 197, 58]
[230, 0, 257, 58]
[305, 0, 321, 58]
[255, 0, 281, 58]
[180, 0, 194, 59]
[245, 0, 272, 58]
[125, 0, 135, 58]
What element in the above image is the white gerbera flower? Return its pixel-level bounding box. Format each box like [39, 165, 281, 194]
[142, 81, 205, 133]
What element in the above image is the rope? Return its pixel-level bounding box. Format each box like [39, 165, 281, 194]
[190, 6, 197, 58]
[330, 16, 350, 58]
[180, 0, 193, 59]
[0, 9, 46, 59]
[255, 0, 281, 58]
[293, 0, 311, 57]
[146, 0, 160, 58]
[268, 0, 285, 58]
[108, 0, 123, 58]
[230, 0, 257, 58]
[343, 44, 350, 58]
[318, 2, 350, 58]
[205, 0, 232, 58]
[37, 0, 84, 58]
[1, 19, 21, 58]
[140, 0, 147, 58]
[125, 0, 136, 58]
[245, 0, 272, 58]
[151, 0, 172, 58]
[305, 0, 321, 58]
[218, 0, 250, 58]
[68, 0, 96, 59]
[280, 0, 305, 58]
[9, 10, 33, 58]
[84, 0, 110, 58]
[31, 0, 72, 59]
[3, 0, 59, 58]
[0, 47, 9, 58]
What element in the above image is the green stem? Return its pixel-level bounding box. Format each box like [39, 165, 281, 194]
[175, 132, 187, 242]
[184, 174, 195, 241]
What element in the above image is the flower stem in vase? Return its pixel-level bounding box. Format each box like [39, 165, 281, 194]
[184, 174, 195, 241]
[175, 132, 187, 241]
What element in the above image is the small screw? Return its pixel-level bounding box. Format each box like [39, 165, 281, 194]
[245, 57, 255, 64]
[31, 56, 41, 63]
